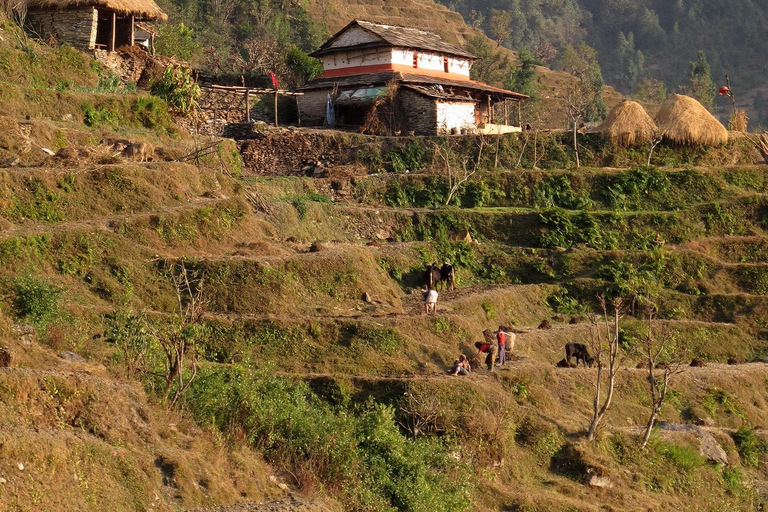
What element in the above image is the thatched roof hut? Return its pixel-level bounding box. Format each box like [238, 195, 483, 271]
[596, 100, 657, 146]
[27, 0, 167, 20]
[654, 94, 728, 146]
[26, 0, 166, 52]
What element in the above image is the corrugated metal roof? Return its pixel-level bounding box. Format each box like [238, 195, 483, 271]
[310, 19, 476, 59]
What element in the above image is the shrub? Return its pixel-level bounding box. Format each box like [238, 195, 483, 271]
[353, 326, 404, 354]
[732, 426, 766, 468]
[82, 104, 120, 128]
[132, 96, 173, 130]
[182, 366, 472, 512]
[151, 65, 201, 116]
[104, 310, 154, 377]
[655, 441, 705, 474]
[12, 274, 62, 326]
[459, 181, 490, 208]
[386, 141, 430, 173]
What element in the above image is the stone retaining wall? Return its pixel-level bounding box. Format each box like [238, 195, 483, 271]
[27, 7, 97, 50]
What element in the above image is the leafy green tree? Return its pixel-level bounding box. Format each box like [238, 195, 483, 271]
[559, 43, 607, 122]
[753, 91, 768, 129]
[635, 77, 667, 103]
[505, 49, 539, 100]
[466, 34, 511, 86]
[284, 46, 323, 86]
[609, 32, 644, 91]
[685, 50, 715, 110]
[156, 22, 199, 62]
[489, 8, 513, 48]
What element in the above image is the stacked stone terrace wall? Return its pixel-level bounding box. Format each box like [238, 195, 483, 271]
[297, 90, 330, 127]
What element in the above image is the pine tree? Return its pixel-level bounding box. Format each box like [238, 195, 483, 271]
[685, 50, 715, 110]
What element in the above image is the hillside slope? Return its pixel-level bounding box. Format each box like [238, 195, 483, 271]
[3, 14, 768, 512]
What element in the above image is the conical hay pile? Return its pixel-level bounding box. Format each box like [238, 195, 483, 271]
[654, 94, 728, 146]
[596, 100, 657, 146]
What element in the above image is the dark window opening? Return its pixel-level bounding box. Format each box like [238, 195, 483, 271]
[95, 9, 133, 49]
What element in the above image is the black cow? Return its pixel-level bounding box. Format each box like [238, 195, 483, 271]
[439, 263, 455, 291]
[425, 263, 441, 290]
[565, 342, 594, 368]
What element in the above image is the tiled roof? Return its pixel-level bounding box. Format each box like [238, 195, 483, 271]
[296, 71, 528, 100]
[310, 20, 476, 59]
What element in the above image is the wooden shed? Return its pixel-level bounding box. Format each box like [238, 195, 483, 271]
[26, 0, 166, 52]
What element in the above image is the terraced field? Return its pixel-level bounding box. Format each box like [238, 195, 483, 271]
[2, 22, 768, 512]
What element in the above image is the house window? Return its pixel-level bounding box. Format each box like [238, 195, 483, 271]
[444, 57, 449, 73]
[413, 52, 418, 68]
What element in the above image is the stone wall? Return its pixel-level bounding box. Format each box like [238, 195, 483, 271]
[27, 7, 97, 50]
[399, 90, 438, 135]
[238, 128, 355, 176]
[298, 90, 329, 127]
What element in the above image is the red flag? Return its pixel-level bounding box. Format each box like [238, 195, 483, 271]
[269, 72, 278, 90]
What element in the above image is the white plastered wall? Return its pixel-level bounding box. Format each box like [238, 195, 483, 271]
[391, 49, 470, 77]
[436, 101, 476, 134]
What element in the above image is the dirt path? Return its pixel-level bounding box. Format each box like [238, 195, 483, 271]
[184, 495, 336, 512]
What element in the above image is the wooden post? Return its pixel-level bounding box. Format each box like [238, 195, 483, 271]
[274, 90, 278, 127]
[130, 15, 134, 46]
[150, 33, 155, 56]
[245, 89, 250, 122]
[517, 101, 521, 126]
[296, 95, 301, 127]
[504, 99, 508, 125]
[110, 12, 116, 52]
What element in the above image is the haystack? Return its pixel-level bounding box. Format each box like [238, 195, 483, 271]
[596, 100, 657, 146]
[654, 94, 728, 146]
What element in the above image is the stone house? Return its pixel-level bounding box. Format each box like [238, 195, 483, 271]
[296, 20, 528, 136]
[25, 0, 167, 52]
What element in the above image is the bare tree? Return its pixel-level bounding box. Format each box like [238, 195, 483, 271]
[639, 302, 687, 447]
[564, 84, 588, 169]
[747, 132, 768, 164]
[209, 0, 235, 25]
[433, 136, 486, 205]
[586, 295, 629, 441]
[151, 261, 208, 407]
[560, 44, 606, 169]
[647, 134, 662, 166]
[398, 385, 445, 439]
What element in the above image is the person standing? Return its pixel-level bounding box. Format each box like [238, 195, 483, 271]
[422, 287, 438, 313]
[496, 327, 506, 366]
